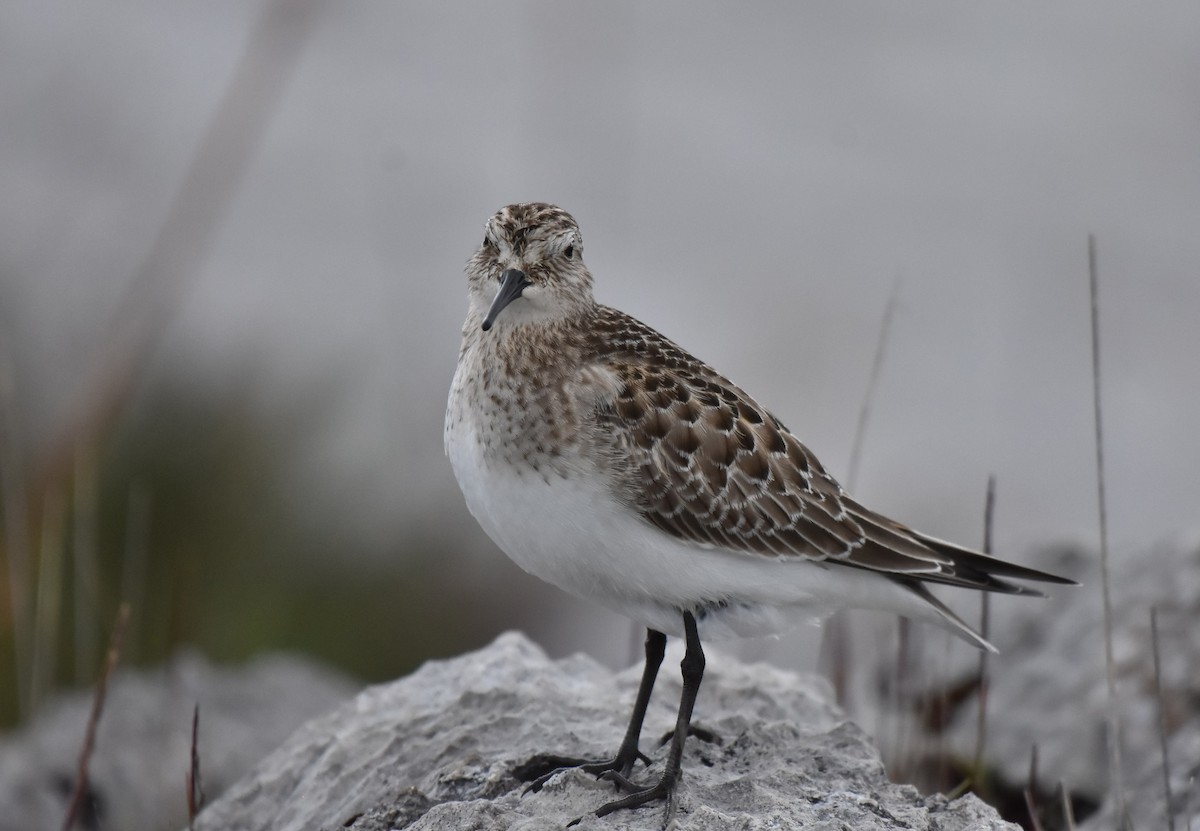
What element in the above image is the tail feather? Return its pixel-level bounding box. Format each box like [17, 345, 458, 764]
[897, 578, 998, 653]
[911, 531, 1081, 588]
[840, 496, 1079, 594]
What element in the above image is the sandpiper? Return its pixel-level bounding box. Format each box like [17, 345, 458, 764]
[445, 202, 1075, 826]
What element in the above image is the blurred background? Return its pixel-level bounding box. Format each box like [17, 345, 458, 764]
[0, 0, 1197, 787]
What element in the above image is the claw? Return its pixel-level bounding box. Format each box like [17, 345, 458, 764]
[592, 770, 679, 829]
[515, 754, 593, 793]
[514, 749, 650, 796]
[597, 769, 641, 793]
[567, 770, 678, 830]
[523, 774, 553, 797]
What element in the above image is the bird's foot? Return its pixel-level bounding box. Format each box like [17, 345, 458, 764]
[566, 768, 681, 829]
[514, 749, 651, 794]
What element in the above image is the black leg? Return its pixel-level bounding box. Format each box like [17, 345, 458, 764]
[611, 628, 667, 773]
[581, 611, 705, 829]
[516, 628, 666, 790]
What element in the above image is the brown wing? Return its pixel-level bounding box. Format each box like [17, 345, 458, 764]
[586, 306, 953, 576]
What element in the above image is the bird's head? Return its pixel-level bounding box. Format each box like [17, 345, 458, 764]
[465, 203, 594, 332]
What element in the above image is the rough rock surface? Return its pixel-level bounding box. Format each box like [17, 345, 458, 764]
[195, 631, 1015, 830]
[875, 541, 1200, 825]
[0, 650, 355, 831]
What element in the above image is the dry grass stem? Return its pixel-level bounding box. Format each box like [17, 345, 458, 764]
[0, 355, 35, 719]
[971, 476, 996, 788]
[1023, 743, 1044, 831]
[31, 491, 65, 711]
[187, 703, 204, 827]
[72, 448, 100, 684]
[816, 611, 850, 708]
[1150, 606, 1176, 831]
[1059, 780, 1076, 831]
[1088, 234, 1128, 829]
[61, 602, 130, 831]
[820, 276, 901, 709]
[845, 273, 902, 492]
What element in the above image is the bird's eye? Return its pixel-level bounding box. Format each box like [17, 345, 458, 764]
[563, 244, 575, 260]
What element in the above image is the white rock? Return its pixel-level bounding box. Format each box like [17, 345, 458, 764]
[195, 631, 1016, 830]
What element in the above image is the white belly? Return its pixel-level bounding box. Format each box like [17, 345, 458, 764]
[445, 405, 939, 641]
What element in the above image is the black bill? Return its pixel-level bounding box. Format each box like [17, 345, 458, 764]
[482, 268, 530, 331]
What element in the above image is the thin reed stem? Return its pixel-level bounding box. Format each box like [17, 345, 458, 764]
[1088, 234, 1127, 828]
[1151, 606, 1176, 831]
[971, 476, 995, 783]
[61, 603, 130, 831]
